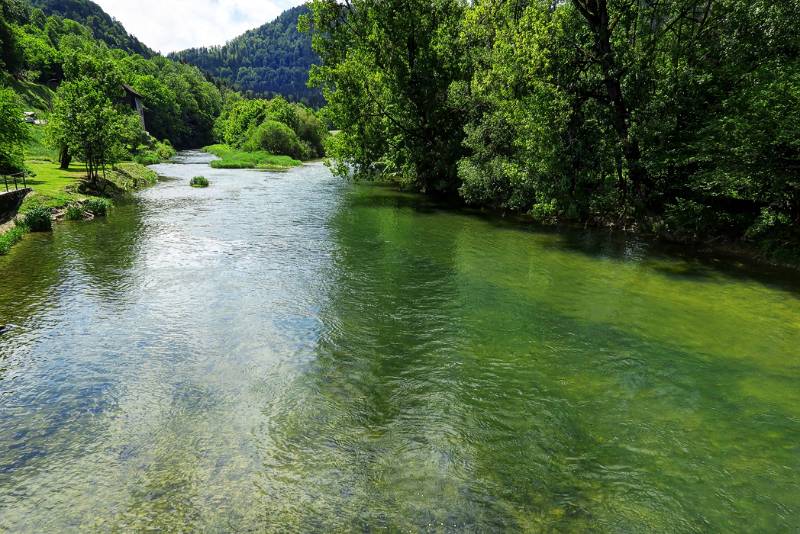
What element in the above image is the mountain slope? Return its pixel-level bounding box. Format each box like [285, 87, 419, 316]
[27, 0, 154, 57]
[171, 5, 321, 107]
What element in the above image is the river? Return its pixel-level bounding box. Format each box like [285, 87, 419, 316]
[0, 151, 798, 532]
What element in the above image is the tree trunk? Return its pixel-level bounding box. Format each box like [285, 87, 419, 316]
[59, 147, 71, 170]
[573, 0, 650, 202]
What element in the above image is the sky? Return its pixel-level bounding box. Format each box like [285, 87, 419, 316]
[93, 0, 306, 54]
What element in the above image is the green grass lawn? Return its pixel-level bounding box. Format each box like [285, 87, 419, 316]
[204, 144, 302, 171]
[18, 161, 90, 212]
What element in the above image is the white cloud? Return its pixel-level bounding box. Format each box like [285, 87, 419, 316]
[93, 0, 306, 54]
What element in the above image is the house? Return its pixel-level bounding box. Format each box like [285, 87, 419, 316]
[122, 84, 147, 131]
[22, 111, 48, 126]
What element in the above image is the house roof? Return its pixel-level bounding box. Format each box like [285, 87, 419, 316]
[121, 84, 143, 99]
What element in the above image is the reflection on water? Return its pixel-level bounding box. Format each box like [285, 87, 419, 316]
[0, 152, 798, 532]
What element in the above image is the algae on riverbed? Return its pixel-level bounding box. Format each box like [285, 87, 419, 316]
[0, 153, 798, 532]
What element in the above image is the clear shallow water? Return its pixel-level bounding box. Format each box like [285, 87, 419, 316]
[0, 151, 799, 532]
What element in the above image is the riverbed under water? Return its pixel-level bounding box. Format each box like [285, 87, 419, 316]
[0, 152, 798, 532]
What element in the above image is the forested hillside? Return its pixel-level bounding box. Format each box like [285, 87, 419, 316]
[171, 5, 322, 107]
[306, 0, 800, 260]
[27, 0, 153, 57]
[1, 0, 223, 166]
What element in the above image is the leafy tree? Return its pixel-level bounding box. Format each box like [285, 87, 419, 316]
[47, 78, 141, 186]
[308, 0, 800, 254]
[305, 0, 468, 194]
[0, 86, 30, 175]
[242, 120, 307, 160]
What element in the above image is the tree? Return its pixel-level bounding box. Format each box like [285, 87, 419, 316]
[304, 0, 469, 194]
[0, 87, 30, 176]
[47, 78, 139, 186]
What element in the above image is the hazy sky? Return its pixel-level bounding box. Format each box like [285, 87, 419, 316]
[93, 0, 306, 54]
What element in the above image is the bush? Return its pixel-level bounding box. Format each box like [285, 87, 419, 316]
[242, 120, 309, 160]
[190, 176, 210, 188]
[110, 163, 159, 190]
[154, 140, 176, 160]
[85, 198, 112, 216]
[134, 151, 161, 166]
[294, 106, 327, 158]
[0, 224, 27, 255]
[65, 204, 85, 221]
[134, 139, 177, 165]
[22, 206, 52, 232]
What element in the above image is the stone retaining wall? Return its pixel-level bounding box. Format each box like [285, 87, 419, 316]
[0, 189, 31, 224]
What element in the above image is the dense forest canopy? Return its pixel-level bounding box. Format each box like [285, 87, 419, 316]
[27, 0, 154, 57]
[305, 0, 800, 258]
[171, 5, 323, 108]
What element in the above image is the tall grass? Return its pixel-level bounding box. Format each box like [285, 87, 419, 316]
[0, 224, 27, 255]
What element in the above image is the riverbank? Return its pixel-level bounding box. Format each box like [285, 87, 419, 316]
[0, 161, 158, 256]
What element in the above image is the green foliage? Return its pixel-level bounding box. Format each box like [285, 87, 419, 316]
[0, 86, 30, 174]
[134, 139, 176, 165]
[214, 96, 326, 160]
[64, 202, 84, 220]
[306, 0, 468, 194]
[189, 176, 209, 188]
[0, 0, 27, 73]
[22, 205, 52, 231]
[47, 77, 140, 184]
[0, 223, 27, 255]
[242, 120, 307, 160]
[28, 0, 154, 57]
[3, 2, 223, 151]
[108, 162, 157, 190]
[170, 6, 322, 106]
[308, 0, 800, 256]
[84, 197, 111, 216]
[205, 144, 301, 170]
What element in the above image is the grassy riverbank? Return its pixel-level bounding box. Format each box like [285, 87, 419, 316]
[204, 144, 301, 171]
[0, 161, 158, 256]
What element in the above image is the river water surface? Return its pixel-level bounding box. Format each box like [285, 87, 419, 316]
[1, 152, 799, 532]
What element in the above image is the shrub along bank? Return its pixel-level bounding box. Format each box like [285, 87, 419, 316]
[0, 161, 157, 256]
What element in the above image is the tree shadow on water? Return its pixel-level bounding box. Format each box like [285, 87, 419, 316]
[347, 183, 800, 296]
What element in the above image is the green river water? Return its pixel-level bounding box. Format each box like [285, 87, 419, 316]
[0, 152, 798, 532]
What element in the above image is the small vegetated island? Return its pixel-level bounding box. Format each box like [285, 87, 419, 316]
[204, 95, 327, 170]
[190, 176, 209, 188]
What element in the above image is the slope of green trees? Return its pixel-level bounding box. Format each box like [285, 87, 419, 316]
[27, 0, 154, 57]
[0, 86, 29, 174]
[306, 0, 800, 257]
[171, 5, 323, 107]
[1, 0, 222, 156]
